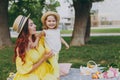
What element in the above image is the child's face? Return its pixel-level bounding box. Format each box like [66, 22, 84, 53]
[45, 15, 57, 29]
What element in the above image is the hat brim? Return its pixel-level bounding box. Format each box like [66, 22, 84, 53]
[41, 11, 60, 24]
[18, 14, 30, 34]
[13, 14, 30, 38]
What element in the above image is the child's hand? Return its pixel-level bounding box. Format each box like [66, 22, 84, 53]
[30, 42, 38, 48]
[35, 32, 40, 38]
[65, 44, 69, 49]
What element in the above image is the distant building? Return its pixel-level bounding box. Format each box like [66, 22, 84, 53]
[99, 16, 120, 26]
[57, 0, 74, 30]
[91, 9, 120, 27]
[91, 0, 120, 27]
[91, 10, 100, 27]
[111, 20, 120, 25]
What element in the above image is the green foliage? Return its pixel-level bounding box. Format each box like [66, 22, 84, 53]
[73, 0, 104, 2]
[43, 0, 60, 12]
[101, 63, 120, 72]
[8, 0, 44, 30]
[8, 0, 60, 30]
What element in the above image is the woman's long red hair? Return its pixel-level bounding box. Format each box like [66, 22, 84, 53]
[13, 19, 35, 64]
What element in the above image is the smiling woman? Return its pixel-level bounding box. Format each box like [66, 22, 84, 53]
[11, 15, 58, 80]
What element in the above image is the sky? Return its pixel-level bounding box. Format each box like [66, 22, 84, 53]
[57, 0, 74, 17]
[92, 0, 120, 20]
[57, 0, 120, 20]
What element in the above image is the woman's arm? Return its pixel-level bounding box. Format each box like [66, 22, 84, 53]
[61, 37, 69, 49]
[16, 47, 53, 74]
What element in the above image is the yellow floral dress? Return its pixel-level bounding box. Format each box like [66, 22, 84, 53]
[13, 37, 57, 80]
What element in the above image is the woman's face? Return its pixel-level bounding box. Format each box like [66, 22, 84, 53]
[28, 19, 36, 35]
[45, 15, 57, 29]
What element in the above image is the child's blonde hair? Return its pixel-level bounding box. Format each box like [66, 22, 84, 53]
[41, 11, 60, 29]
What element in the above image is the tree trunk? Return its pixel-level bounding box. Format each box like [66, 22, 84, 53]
[70, 1, 92, 46]
[85, 11, 92, 42]
[0, 0, 12, 48]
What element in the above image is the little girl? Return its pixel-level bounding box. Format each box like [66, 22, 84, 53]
[31, 11, 69, 80]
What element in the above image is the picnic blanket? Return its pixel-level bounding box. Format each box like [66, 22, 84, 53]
[61, 68, 120, 80]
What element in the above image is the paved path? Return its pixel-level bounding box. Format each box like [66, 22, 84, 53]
[61, 33, 120, 37]
[10, 33, 120, 38]
[61, 68, 120, 80]
[10, 26, 120, 37]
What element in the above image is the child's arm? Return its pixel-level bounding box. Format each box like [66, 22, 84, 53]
[30, 31, 45, 48]
[61, 37, 69, 49]
[36, 31, 46, 38]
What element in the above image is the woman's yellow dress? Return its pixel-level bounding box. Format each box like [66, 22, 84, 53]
[13, 37, 57, 80]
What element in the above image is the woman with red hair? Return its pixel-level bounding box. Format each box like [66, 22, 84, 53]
[12, 15, 57, 80]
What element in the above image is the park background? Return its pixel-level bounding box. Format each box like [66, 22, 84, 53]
[0, 0, 120, 80]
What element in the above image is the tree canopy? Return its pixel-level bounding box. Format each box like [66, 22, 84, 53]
[43, 0, 60, 12]
[8, 0, 60, 30]
[73, 0, 103, 2]
[8, 0, 44, 30]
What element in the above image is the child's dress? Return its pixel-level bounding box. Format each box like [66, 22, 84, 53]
[13, 37, 57, 80]
[44, 29, 61, 54]
[44, 29, 61, 78]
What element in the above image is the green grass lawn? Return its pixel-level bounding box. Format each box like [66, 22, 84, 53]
[0, 36, 120, 80]
[61, 28, 120, 34]
[91, 28, 120, 33]
[60, 36, 120, 68]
